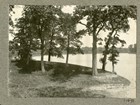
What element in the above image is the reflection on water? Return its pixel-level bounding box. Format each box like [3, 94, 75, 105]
[32, 53, 136, 98]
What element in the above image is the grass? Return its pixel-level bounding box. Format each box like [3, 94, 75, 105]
[9, 60, 130, 98]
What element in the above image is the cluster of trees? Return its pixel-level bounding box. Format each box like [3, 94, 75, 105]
[9, 5, 86, 72]
[9, 5, 136, 76]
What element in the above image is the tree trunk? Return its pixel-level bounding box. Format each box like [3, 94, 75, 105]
[41, 43, 45, 73]
[92, 32, 98, 76]
[66, 34, 70, 65]
[26, 39, 32, 65]
[26, 53, 30, 65]
[48, 50, 51, 62]
[102, 54, 107, 71]
[66, 50, 69, 64]
[48, 28, 54, 62]
[112, 62, 115, 73]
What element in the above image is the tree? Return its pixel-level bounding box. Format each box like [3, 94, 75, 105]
[12, 5, 66, 73]
[59, 13, 74, 64]
[23, 5, 62, 72]
[43, 6, 64, 62]
[14, 13, 39, 67]
[59, 13, 85, 65]
[74, 6, 108, 75]
[13, 5, 52, 72]
[100, 6, 137, 71]
[108, 31, 126, 73]
[108, 45, 119, 73]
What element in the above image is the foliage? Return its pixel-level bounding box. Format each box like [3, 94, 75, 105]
[9, 5, 15, 26]
[108, 47, 119, 65]
[13, 14, 39, 68]
[74, 5, 110, 75]
[10, 5, 137, 74]
[100, 5, 136, 71]
[59, 13, 86, 63]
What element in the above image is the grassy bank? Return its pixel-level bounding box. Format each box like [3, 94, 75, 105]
[9, 60, 130, 98]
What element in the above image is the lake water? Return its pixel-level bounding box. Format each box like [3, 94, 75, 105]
[32, 53, 136, 98]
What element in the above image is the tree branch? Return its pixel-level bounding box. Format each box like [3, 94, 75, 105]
[78, 21, 93, 34]
[96, 24, 104, 35]
[78, 21, 87, 27]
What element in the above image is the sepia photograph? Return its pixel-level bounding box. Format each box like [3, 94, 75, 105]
[8, 5, 136, 98]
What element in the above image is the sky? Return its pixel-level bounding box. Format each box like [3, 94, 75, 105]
[9, 5, 136, 48]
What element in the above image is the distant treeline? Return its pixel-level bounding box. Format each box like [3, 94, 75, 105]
[32, 44, 136, 56]
[82, 44, 136, 54]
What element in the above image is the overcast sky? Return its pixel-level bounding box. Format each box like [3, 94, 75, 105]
[9, 5, 136, 48]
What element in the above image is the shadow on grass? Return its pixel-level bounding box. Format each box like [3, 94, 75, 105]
[29, 86, 106, 98]
[11, 60, 117, 83]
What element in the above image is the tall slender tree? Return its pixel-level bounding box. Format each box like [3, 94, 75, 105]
[42, 6, 63, 62]
[59, 13, 85, 65]
[108, 31, 123, 73]
[74, 6, 108, 75]
[100, 6, 137, 71]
